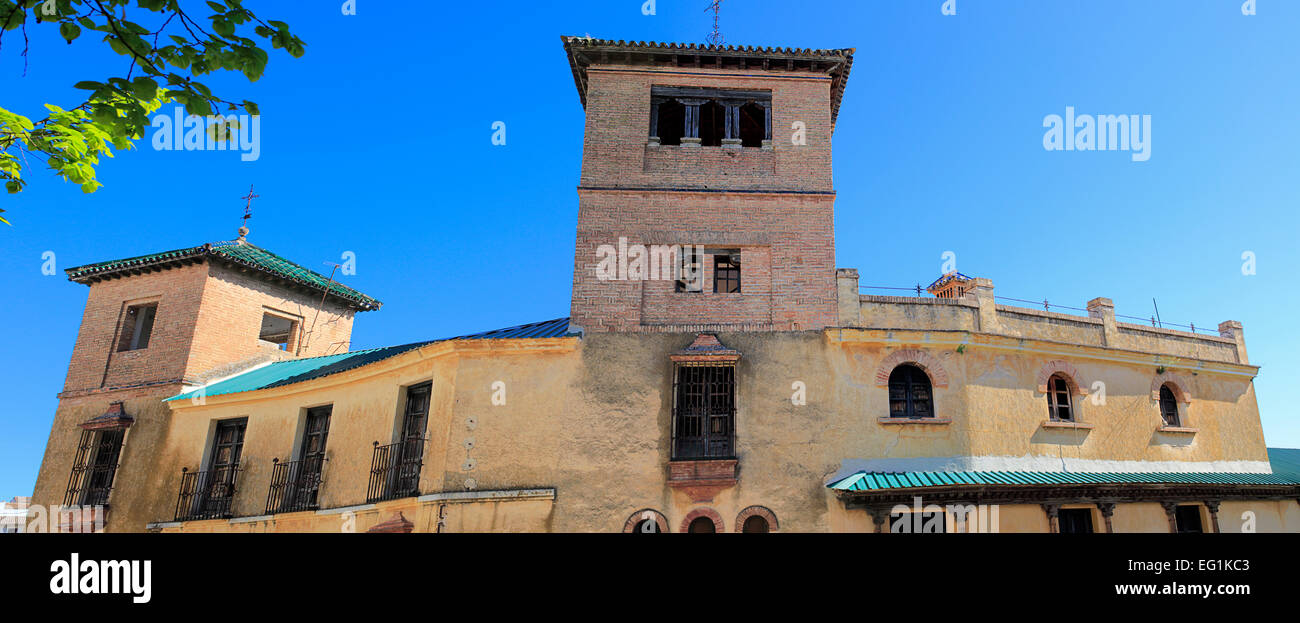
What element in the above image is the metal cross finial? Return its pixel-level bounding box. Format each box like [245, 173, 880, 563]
[705, 0, 725, 46]
[237, 184, 259, 241]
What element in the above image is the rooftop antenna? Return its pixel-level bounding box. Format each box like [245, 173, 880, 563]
[1152, 298, 1162, 329]
[705, 0, 725, 46]
[237, 184, 259, 241]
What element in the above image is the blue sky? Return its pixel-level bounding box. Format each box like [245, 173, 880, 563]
[1, 0, 1297, 497]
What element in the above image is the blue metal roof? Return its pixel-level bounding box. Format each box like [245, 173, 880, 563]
[168, 318, 575, 402]
[828, 468, 1300, 492]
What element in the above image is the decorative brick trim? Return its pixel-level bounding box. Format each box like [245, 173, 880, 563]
[623, 509, 669, 533]
[1035, 360, 1087, 395]
[1150, 373, 1192, 404]
[734, 505, 779, 532]
[679, 507, 725, 533]
[873, 349, 949, 388]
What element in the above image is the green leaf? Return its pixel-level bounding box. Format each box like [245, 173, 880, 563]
[131, 77, 159, 100]
[73, 81, 103, 90]
[212, 17, 234, 38]
[206, 1, 226, 12]
[60, 22, 81, 42]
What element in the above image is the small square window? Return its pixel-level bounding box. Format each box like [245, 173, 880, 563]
[117, 303, 157, 352]
[713, 251, 740, 294]
[259, 313, 298, 351]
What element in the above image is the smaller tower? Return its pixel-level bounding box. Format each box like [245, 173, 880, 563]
[927, 271, 975, 299]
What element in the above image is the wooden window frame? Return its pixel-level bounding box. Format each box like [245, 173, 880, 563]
[712, 252, 741, 294]
[1158, 384, 1180, 427]
[887, 364, 934, 419]
[117, 302, 158, 352]
[1047, 374, 1075, 422]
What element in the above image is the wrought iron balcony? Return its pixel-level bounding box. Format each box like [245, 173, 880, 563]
[265, 456, 327, 515]
[367, 439, 424, 503]
[174, 465, 241, 522]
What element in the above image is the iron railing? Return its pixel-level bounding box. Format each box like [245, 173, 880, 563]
[671, 364, 736, 460]
[366, 439, 424, 503]
[265, 456, 327, 515]
[174, 465, 241, 521]
[64, 463, 118, 508]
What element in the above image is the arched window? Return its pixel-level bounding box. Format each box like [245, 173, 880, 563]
[1159, 384, 1180, 427]
[741, 515, 770, 533]
[688, 516, 716, 533]
[888, 364, 933, 419]
[1047, 374, 1074, 421]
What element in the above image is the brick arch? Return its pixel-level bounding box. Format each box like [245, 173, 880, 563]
[735, 505, 779, 533]
[1035, 360, 1087, 396]
[874, 349, 949, 388]
[1151, 373, 1192, 404]
[679, 507, 725, 533]
[623, 508, 669, 533]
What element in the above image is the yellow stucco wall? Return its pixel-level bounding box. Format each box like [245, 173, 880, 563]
[115, 327, 1295, 533]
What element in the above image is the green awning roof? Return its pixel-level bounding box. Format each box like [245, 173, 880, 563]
[828, 467, 1300, 492]
[65, 240, 381, 311]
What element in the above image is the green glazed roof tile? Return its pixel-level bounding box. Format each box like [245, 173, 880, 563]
[65, 240, 381, 311]
[828, 466, 1300, 492]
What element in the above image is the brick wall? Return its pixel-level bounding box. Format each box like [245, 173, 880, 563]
[185, 262, 356, 379]
[570, 63, 839, 332]
[63, 263, 209, 394]
[578, 65, 836, 192]
[62, 257, 358, 397]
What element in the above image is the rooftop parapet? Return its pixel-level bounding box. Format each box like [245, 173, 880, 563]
[835, 270, 1248, 365]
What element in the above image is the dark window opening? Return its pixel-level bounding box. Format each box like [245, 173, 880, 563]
[688, 517, 716, 533]
[656, 99, 684, 145]
[1175, 505, 1203, 533]
[1159, 385, 1180, 427]
[1047, 374, 1074, 421]
[1058, 508, 1094, 533]
[739, 103, 765, 147]
[888, 364, 933, 419]
[259, 312, 298, 351]
[117, 303, 157, 351]
[713, 251, 741, 294]
[699, 100, 726, 146]
[742, 516, 770, 533]
[675, 246, 703, 293]
[64, 428, 125, 507]
[672, 365, 735, 460]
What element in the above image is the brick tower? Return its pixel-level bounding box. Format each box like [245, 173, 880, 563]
[30, 232, 380, 532]
[563, 38, 854, 333]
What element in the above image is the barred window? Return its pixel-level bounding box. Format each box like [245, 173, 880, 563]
[64, 429, 125, 507]
[672, 365, 736, 460]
